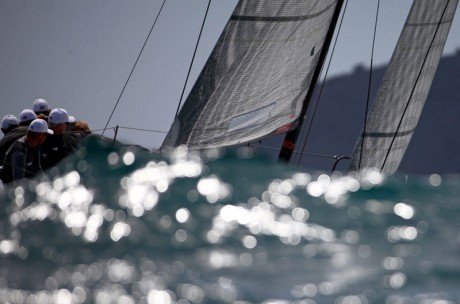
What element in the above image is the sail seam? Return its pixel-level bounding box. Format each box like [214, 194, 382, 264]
[364, 129, 415, 138]
[405, 19, 453, 27]
[231, 1, 336, 22]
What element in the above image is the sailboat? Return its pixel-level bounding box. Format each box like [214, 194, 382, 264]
[161, 0, 459, 175]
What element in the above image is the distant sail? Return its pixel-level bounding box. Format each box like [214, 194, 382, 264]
[163, 0, 342, 149]
[349, 0, 459, 174]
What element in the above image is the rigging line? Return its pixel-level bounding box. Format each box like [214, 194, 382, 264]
[291, 0, 328, 166]
[252, 144, 345, 160]
[358, 0, 380, 171]
[92, 126, 167, 134]
[380, 0, 451, 172]
[173, 0, 213, 118]
[294, 0, 349, 167]
[92, 128, 114, 133]
[101, 0, 168, 136]
[117, 126, 167, 134]
[289, 0, 334, 165]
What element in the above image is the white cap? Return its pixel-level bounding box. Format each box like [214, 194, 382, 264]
[1, 115, 19, 129]
[61, 108, 76, 123]
[49, 108, 76, 124]
[33, 98, 51, 113]
[19, 109, 37, 123]
[28, 119, 53, 134]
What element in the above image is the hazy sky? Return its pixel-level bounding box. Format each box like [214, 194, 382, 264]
[0, 0, 459, 148]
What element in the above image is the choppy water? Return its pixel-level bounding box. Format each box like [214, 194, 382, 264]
[0, 137, 460, 304]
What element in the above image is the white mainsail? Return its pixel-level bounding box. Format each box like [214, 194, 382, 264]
[162, 0, 342, 149]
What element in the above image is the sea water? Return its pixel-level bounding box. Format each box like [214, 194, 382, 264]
[0, 137, 459, 304]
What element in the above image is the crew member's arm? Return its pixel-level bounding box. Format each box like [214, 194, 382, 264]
[10, 149, 26, 181]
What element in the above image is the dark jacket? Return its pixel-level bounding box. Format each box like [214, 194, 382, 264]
[0, 126, 28, 168]
[41, 133, 79, 170]
[1, 136, 43, 184]
[1, 125, 19, 135]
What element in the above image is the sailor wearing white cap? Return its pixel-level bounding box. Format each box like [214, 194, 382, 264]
[62, 108, 75, 123]
[42, 108, 79, 170]
[33, 98, 51, 116]
[29, 119, 54, 135]
[62, 108, 77, 133]
[1, 115, 19, 135]
[19, 109, 37, 126]
[0, 119, 52, 184]
[48, 108, 76, 134]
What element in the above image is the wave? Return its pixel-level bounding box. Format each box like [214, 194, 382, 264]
[0, 136, 459, 303]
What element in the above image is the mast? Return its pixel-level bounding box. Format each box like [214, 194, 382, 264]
[278, 0, 345, 163]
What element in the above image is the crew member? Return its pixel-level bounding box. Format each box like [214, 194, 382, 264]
[73, 121, 92, 140]
[62, 108, 76, 133]
[0, 126, 28, 169]
[1, 115, 19, 135]
[19, 109, 37, 126]
[1, 119, 53, 184]
[42, 108, 79, 169]
[33, 98, 51, 120]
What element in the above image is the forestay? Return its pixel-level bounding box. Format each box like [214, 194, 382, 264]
[163, 0, 340, 149]
[349, 0, 459, 174]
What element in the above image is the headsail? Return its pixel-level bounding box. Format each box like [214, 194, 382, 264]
[349, 0, 459, 174]
[163, 0, 342, 149]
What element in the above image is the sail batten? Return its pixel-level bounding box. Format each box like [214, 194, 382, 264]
[349, 0, 459, 174]
[162, 0, 341, 149]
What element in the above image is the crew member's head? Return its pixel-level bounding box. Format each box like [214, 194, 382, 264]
[1, 114, 19, 135]
[74, 121, 91, 134]
[63, 109, 76, 130]
[26, 119, 53, 147]
[33, 98, 51, 116]
[19, 109, 37, 126]
[48, 108, 75, 135]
